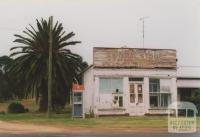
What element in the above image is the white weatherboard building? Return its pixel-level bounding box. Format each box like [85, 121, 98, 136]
[80, 47, 200, 117]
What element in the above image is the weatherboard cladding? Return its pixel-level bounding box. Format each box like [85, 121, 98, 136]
[93, 47, 177, 69]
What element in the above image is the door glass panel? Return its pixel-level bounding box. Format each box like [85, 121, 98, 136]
[138, 94, 143, 103]
[138, 84, 143, 103]
[130, 84, 135, 103]
[119, 96, 123, 107]
[130, 84, 143, 104]
[130, 94, 135, 103]
[130, 85, 135, 93]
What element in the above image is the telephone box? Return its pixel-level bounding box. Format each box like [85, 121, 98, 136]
[72, 84, 84, 117]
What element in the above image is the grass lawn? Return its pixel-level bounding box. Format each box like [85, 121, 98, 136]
[0, 113, 169, 128]
[0, 99, 199, 129]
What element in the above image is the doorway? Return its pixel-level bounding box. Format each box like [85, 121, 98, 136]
[129, 83, 144, 115]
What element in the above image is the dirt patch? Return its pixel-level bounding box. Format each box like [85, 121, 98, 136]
[0, 121, 169, 134]
[0, 121, 67, 134]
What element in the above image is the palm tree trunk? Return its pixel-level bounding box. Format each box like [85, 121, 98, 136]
[47, 16, 53, 117]
[39, 80, 48, 112]
[39, 95, 48, 112]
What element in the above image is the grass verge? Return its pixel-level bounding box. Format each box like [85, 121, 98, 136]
[0, 113, 169, 128]
[0, 99, 200, 129]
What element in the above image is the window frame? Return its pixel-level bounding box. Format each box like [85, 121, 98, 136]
[99, 77, 123, 93]
[149, 79, 160, 93]
[149, 78, 171, 108]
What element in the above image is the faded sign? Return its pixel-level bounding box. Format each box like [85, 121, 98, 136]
[94, 47, 177, 69]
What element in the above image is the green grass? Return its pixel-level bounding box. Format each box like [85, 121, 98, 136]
[0, 113, 169, 128]
[0, 99, 200, 129]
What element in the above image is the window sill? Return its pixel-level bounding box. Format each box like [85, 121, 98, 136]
[112, 92, 123, 94]
[149, 107, 168, 110]
[98, 108, 126, 111]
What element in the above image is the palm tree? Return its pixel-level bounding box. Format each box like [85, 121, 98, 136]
[9, 17, 88, 112]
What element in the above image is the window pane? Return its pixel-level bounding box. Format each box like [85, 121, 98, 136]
[99, 78, 111, 92]
[111, 79, 123, 92]
[161, 94, 171, 107]
[74, 93, 82, 102]
[130, 94, 135, 103]
[150, 95, 159, 107]
[138, 84, 143, 103]
[149, 79, 160, 92]
[150, 93, 171, 108]
[119, 96, 123, 107]
[99, 78, 123, 93]
[138, 94, 143, 103]
[138, 85, 142, 93]
[150, 79, 160, 83]
[130, 85, 135, 93]
[129, 77, 144, 81]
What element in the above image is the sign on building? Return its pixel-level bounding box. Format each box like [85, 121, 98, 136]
[94, 47, 177, 69]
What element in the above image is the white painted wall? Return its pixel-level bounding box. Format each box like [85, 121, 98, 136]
[83, 68, 177, 116]
[177, 80, 200, 88]
[83, 67, 94, 115]
[94, 68, 177, 78]
[171, 78, 178, 104]
[144, 77, 150, 113]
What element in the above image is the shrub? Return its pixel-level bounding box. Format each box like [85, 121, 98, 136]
[7, 102, 26, 113]
[0, 111, 5, 115]
[24, 108, 29, 112]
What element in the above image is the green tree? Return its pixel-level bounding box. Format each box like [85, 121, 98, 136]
[10, 17, 88, 112]
[0, 56, 14, 101]
[187, 89, 200, 105]
[186, 89, 200, 116]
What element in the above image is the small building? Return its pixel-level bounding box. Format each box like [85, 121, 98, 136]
[81, 47, 200, 117]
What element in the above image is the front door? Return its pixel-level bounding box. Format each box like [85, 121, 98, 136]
[129, 83, 144, 115]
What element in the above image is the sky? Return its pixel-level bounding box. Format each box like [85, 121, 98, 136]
[0, 0, 200, 66]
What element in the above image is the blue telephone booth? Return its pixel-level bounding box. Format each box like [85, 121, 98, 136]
[72, 84, 84, 117]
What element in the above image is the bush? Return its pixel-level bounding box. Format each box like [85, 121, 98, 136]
[0, 111, 5, 115]
[7, 102, 26, 113]
[24, 108, 29, 113]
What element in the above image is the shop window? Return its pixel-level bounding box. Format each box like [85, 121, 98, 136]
[99, 78, 123, 93]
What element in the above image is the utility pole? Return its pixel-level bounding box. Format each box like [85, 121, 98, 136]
[47, 16, 53, 118]
[139, 17, 148, 48]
